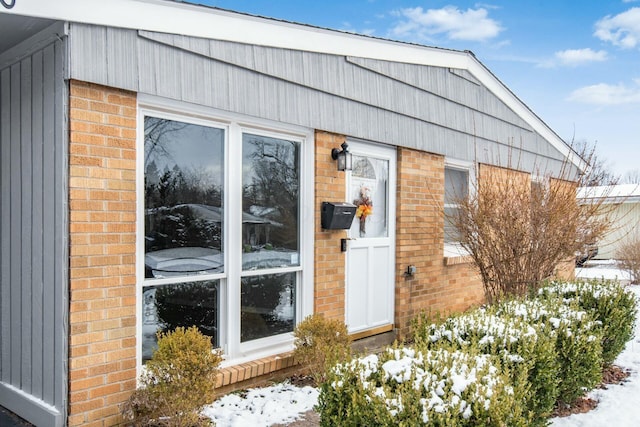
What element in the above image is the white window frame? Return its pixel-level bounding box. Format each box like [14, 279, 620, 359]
[136, 95, 314, 373]
[444, 159, 474, 257]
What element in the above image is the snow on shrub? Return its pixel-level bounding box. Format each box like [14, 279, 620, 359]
[538, 280, 637, 365]
[317, 347, 528, 427]
[412, 308, 558, 424]
[412, 288, 608, 412]
[498, 294, 603, 405]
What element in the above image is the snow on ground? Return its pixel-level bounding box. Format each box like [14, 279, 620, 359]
[575, 259, 632, 284]
[202, 383, 319, 427]
[203, 265, 639, 427]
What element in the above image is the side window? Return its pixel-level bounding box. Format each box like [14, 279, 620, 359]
[444, 166, 469, 244]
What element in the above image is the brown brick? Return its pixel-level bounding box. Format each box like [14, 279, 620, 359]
[89, 383, 122, 399]
[69, 81, 137, 427]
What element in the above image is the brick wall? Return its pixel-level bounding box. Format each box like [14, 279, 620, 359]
[313, 131, 348, 321]
[68, 80, 137, 426]
[395, 147, 484, 337]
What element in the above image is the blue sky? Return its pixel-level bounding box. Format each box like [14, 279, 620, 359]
[186, 0, 640, 177]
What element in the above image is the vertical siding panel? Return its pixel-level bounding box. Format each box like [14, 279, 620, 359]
[52, 39, 68, 414]
[0, 67, 10, 385]
[20, 56, 33, 394]
[30, 49, 45, 400]
[9, 63, 21, 388]
[41, 44, 56, 405]
[70, 24, 107, 86]
[106, 27, 138, 91]
[138, 43, 157, 95]
[0, 35, 65, 426]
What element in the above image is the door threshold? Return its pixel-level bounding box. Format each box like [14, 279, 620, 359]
[349, 324, 393, 341]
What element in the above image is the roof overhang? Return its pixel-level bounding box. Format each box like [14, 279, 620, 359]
[1, 0, 585, 171]
[578, 184, 640, 205]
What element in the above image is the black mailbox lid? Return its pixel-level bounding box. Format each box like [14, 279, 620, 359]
[321, 201, 357, 230]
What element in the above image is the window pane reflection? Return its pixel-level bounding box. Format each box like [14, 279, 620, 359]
[445, 168, 468, 204]
[144, 117, 224, 279]
[242, 134, 300, 270]
[142, 281, 219, 362]
[444, 167, 469, 244]
[241, 273, 296, 342]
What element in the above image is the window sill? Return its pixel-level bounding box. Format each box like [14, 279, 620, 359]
[216, 351, 299, 391]
[443, 243, 473, 266]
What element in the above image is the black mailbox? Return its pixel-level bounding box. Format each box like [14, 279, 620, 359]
[321, 202, 357, 230]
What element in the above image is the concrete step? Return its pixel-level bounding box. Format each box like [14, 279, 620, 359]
[352, 330, 397, 355]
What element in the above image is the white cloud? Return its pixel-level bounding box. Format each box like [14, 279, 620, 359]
[554, 48, 609, 66]
[389, 6, 503, 42]
[594, 7, 640, 48]
[567, 80, 640, 105]
[339, 22, 376, 36]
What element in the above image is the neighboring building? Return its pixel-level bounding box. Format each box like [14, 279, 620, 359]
[578, 184, 640, 260]
[0, 0, 583, 425]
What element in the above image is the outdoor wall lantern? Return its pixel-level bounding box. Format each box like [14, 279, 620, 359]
[331, 142, 353, 172]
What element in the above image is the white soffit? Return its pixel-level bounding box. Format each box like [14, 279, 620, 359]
[0, 0, 581, 169]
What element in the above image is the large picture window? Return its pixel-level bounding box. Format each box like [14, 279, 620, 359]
[139, 106, 311, 364]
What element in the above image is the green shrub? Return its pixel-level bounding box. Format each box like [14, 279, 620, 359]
[499, 295, 603, 405]
[413, 307, 559, 425]
[539, 280, 637, 365]
[122, 326, 221, 426]
[318, 347, 529, 426]
[293, 314, 351, 385]
[413, 289, 607, 412]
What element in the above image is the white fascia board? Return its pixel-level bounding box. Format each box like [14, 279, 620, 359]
[1, 0, 580, 169]
[1, 0, 468, 67]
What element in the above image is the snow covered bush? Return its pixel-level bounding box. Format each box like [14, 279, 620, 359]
[121, 326, 221, 427]
[293, 314, 351, 384]
[498, 295, 603, 405]
[413, 288, 607, 412]
[538, 280, 637, 365]
[317, 347, 529, 426]
[412, 308, 559, 424]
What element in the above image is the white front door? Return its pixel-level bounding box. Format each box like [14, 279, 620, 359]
[345, 141, 396, 334]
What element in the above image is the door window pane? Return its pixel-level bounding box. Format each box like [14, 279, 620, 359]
[142, 281, 219, 362]
[350, 155, 389, 238]
[242, 134, 300, 270]
[144, 117, 224, 279]
[241, 272, 296, 342]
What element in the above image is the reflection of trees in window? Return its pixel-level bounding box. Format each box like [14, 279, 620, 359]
[155, 282, 218, 338]
[143, 281, 219, 358]
[144, 117, 224, 256]
[240, 273, 295, 342]
[144, 117, 187, 169]
[242, 134, 299, 252]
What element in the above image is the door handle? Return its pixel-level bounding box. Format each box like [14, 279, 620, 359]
[340, 238, 356, 252]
